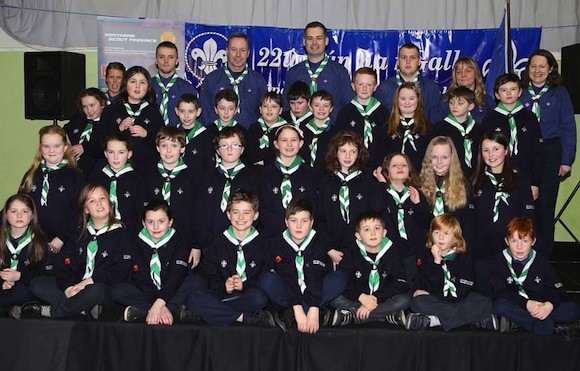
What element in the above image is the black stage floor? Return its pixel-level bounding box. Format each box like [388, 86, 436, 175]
[2, 242, 579, 371]
[1, 317, 579, 371]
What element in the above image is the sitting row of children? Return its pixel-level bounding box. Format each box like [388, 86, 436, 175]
[2, 185, 578, 336]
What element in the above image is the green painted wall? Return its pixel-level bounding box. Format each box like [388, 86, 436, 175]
[0, 50, 578, 241]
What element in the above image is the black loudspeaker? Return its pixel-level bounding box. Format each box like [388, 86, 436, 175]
[561, 43, 580, 114]
[24, 51, 86, 120]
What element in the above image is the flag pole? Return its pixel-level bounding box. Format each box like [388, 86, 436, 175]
[506, 0, 513, 73]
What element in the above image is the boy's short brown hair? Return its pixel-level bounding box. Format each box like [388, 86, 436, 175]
[156, 126, 186, 148]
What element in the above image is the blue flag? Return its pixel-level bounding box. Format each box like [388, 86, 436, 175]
[485, 10, 511, 98]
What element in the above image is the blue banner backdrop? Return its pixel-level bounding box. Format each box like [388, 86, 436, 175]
[184, 23, 541, 93]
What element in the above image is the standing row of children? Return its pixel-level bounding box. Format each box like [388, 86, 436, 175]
[0, 41, 577, 335]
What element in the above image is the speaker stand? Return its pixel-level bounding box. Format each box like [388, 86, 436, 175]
[555, 180, 580, 244]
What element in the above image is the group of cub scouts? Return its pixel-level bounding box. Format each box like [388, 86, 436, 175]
[1, 28, 578, 337]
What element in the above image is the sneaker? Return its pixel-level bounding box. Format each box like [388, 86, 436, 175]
[385, 310, 407, 327]
[499, 316, 519, 333]
[406, 313, 430, 330]
[123, 306, 148, 322]
[89, 305, 102, 320]
[319, 307, 332, 327]
[246, 310, 276, 328]
[21, 303, 51, 318]
[274, 308, 294, 332]
[9, 306, 21, 320]
[475, 314, 499, 331]
[554, 320, 580, 338]
[178, 305, 203, 324]
[331, 309, 358, 327]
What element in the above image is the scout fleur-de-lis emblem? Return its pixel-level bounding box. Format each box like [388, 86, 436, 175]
[31, 185, 37, 192]
[79, 247, 84, 254]
[350, 121, 356, 127]
[221, 260, 227, 267]
[154, 188, 160, 195]
[273, 187, 279, 194]
[534, 276, 541, 283]
[191, 38, 227, 75]
[355, 271, 362, 278]
[116, 118, 122, 124]
[507, 276, 514, 284]
[58, 185, 65, 192]
[74, 128, 79, 134]
[331, 194, 337, 202]
[408, 209, 414, 215]
[522, 126, 527, 132]
[382, 272, 387, 278]
[177, 188, 184, 194]
[207, 187, 213, 194]
[356, 193, 363, 200]
[102, 251, 108, 258]
[124, 191, 131, 198]
[192, 149, 198, 155]
[144, 119, 150, 125]
[299, 186, 305, 193]
[250, 261, 256, 268]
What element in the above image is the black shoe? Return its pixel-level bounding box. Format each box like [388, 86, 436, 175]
[319, 307, 332, 327]
[9, 305, 21, 319]
[474, 314, 499, 331]
[406, 313, 431, 330]
[89, 305, 102, 320]
[385, 310, 407, 327]
[331, 308, 358, 327]
[123, 306, 148, 322]
[21, 303, 51, 318]
[499, 316, 519, 333]
[554, 320, 580, 338]
[178, 305, 203, 324]
[273, 308, 294, 332]
[246, 310, 276, 328]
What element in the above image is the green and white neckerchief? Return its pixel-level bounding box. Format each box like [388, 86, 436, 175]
[527, 84, 549, 121]
[290, 111, 312, 126]
[83, 221, 122, 280]
[179, 120, 207, 145]
[305, 119, 330, 166]
[494, 101, 524, 156]
[356, 237, 392, 294]
[224, 64, 249, 110]
[400, 118, 417, 154]
[79, 118, 99, 144]
[351, 97, 381, 148]
[387, 185, 410, 240]
[258, 117, 287, 149]
[444, 113, 475, 167]
[502, 248, 536, 299]
[39, 160, 68, 206]
[138, 227, 176, 290]
[102, 164, 134, 219]
[305, 56, 329, 94]
[395, 70, 419, 86]
[336, 170, 362, 223]
[277, 156, 303, 208]
[433, 181, 445, 217]
[124, 101, 149, 118]
[218, 161, 246, 212]
[6, 227, 33, 269]
[223, 226, 259, 282]
[157, 159, 188, 204]
[485, 169, 510, 223]
[441, 249, 458, 298]
[283, 228, 316, 294]
[155, 73, 179, 125]
[213, 119, 238, 131]
[102, 88, 112, 105]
